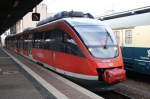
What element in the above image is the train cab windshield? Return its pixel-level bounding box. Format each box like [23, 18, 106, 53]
[74, 25, 118, 58]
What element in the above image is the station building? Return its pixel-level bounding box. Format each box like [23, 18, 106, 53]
[100, 6, 150, 47]
[10, 3, 47, 34]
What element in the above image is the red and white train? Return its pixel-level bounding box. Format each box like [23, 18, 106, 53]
[5, 11, 126, 87]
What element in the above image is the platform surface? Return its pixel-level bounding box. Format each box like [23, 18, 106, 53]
[0, 48, 44, 99]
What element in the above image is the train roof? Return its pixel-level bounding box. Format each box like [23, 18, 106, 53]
[64, 18, 105, 26]
[36, 11, 94, 27]
[102, 12, 150, 29]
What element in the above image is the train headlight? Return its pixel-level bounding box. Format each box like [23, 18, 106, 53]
[114, 47, 118, 51]
[88, 48, 92, 52]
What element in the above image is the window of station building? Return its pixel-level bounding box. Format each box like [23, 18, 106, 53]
[125, 30, 132, 44]
[114, 31, 120, 44]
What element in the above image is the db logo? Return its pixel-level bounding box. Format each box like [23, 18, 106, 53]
[147, 49, 150, 57]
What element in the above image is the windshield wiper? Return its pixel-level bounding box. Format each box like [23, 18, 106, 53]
[103, 31, 113, 49]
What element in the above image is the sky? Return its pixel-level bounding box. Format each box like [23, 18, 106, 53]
[42, 0, 150, 17]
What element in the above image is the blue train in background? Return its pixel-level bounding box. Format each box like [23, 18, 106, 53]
[101, 6, 150, 75]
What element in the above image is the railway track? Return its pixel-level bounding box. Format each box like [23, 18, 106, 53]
[96, 91, 132, 99]
[110, 70, 150, 99]
[127, 71, 150, 83]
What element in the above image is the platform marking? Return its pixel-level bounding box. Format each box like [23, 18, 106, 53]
[3, 71, 19, 75]
[51, 71, 104, 99]
[3, 49, 69, 99]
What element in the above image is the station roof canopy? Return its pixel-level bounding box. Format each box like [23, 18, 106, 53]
[100, 6, 150, 29]
[0, 0, 43, 35]
[100, 6, 150, 20]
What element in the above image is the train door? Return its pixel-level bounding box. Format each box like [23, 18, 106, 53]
[32, 32, 54, 66]
[53, 29, 88, 76]
[42, 31, 54, 67]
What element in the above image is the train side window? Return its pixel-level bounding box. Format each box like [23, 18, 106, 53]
[63, 32, 84, 57]
[43, 32, 49, 49]
[41, 29, 84, 57]
[33, 32, 43, 48]
[125, 30, 132, 44]
[19, 36, 24, 49]
[43, 31, 53, 49]
[23, 34, 28, 50]
[49, 30, 64, 51]
[28, 34, 33, 50]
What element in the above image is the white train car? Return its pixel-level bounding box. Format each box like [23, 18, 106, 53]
[101, 7, 150, 74]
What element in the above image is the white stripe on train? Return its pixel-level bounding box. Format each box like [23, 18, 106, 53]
[44, 63, 99, 80]
[134, 59, 150, 63]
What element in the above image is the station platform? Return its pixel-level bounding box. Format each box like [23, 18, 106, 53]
[0, 48, 103, 99]
[0, 48, 44, 99]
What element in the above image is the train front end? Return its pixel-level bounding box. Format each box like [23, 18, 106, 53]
[69, 18, 126, 84]
[94, 46, 126, 84]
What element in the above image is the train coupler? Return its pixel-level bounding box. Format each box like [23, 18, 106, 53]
[103, 68, 126, 84]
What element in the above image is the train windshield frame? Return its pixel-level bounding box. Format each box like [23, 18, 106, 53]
[74, 25, 118, 58]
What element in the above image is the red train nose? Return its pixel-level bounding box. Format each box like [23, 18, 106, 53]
[103, 68, 126, 84]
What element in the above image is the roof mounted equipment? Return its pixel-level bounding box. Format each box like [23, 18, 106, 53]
[36, 11, 94, 26]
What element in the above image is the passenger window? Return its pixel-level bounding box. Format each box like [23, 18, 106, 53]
[33, 32, 43, 48]
[63, 32, 84, 57]
[32, 29, 84, 57]
[43, 32, 51, 49]
[49, 30, 64, 51]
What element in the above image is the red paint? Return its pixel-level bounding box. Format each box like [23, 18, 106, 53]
[32, 48, 54, 66]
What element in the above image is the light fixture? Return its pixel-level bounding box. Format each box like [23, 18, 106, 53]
[13, 0, 19, 8]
